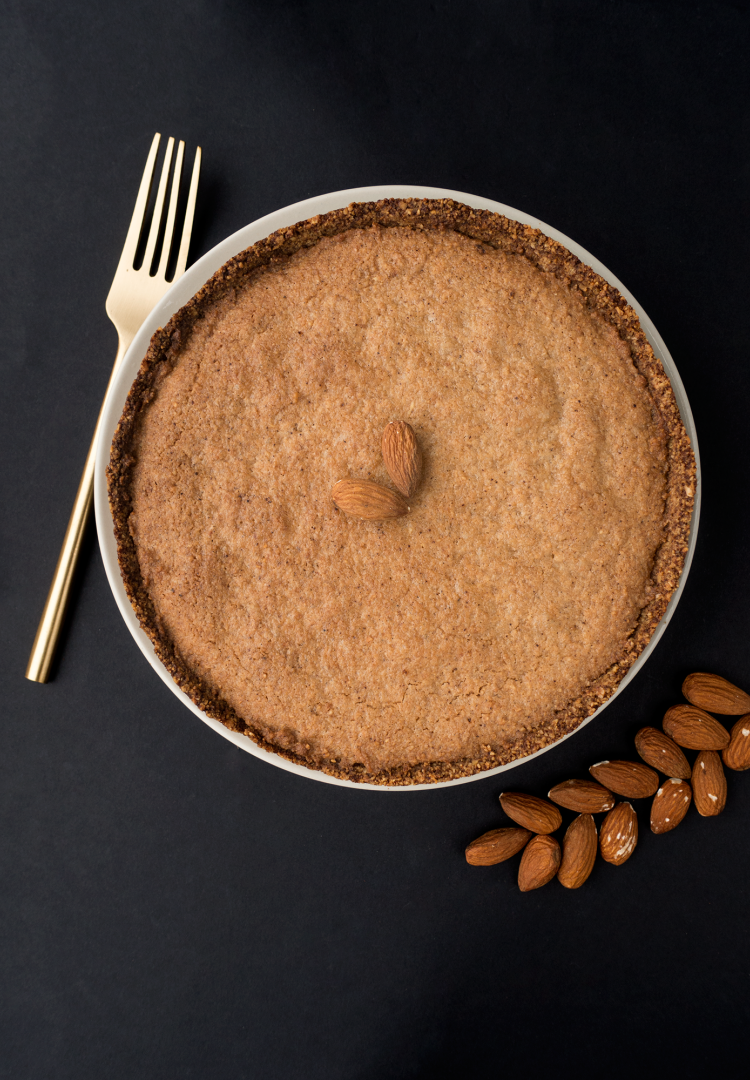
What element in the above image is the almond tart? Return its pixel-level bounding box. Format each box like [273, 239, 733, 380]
[107, 198, 696, 785]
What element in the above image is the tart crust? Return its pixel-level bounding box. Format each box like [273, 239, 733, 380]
[107, 198, 696, 785]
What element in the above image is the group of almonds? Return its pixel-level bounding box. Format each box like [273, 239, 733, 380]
[332, 421, 422, 518]
[466, 672, 750, 891]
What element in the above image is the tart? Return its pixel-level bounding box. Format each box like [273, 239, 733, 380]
[107, 198, 696, 785]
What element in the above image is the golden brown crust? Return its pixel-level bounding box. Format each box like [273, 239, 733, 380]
[107, 198, 696, 785]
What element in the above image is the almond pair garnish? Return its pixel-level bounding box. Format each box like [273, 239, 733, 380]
[332, 421, 421, 520]
[464, 669, 750, 891]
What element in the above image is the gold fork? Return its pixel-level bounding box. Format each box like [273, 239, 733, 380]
[26, 133, 201, 683]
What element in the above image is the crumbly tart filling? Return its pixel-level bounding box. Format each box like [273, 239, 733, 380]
[108, 199, 696, 785]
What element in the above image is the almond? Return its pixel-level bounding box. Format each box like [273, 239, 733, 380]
[557, 814, 597, 889]
[465, 827, 532, 866]
[663, 704, 730, 750]
[599, 802, 638, 865]
[722, 715, 750, 771]
[499, 792, 562, 834]
[682, 672, 750, 715]
[331, 478, 408, 519]
[589, 759, 659, 799]
[381, 421, 422, 498]
[634, 726, 692, 779]
[692, 750, 727, 817]
[650, 778, 692, 834]
[518, 834, 561, 892]
[548, 779, 615, 814]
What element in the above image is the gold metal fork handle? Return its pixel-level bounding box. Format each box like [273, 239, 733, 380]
[25, 335, 132, 683]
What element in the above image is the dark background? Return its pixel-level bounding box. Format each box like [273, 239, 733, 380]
[2, 1, 749, 1077]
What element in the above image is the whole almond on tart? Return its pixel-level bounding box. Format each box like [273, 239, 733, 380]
[651, 778, 692, 834]
[682, 672, 750, 715]
[557, 814, 597, 889]
[331, 478, 408, 520]
[634, 726, 692, 779]
[499, 792, 563, 834]
[599, 802, 638, 865]
[548, 779, 615, 814]
[381, 421, 422, 498]
[723, 715, 750, 771]
[692, 750, 727, 817]
[465, 827, 532, 866]
[589, 760, 659, 799]
[662, 705, 730, 750]
[518, 834, 561, 892]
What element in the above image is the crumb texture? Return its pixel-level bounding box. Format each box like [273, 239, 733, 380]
[109, 200, 695, 784]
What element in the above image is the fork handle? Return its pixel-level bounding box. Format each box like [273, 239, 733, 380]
[25, 335, 132, 682]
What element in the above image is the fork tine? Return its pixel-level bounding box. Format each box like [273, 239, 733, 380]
[142, 136, 174, 274]
[174, 146, 202, 280]
[156, 140, 185, 279]
[117, 133, 161, 271]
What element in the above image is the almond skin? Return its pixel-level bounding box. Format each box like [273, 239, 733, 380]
[499, 792, 562, 834]
[331, 478, 408, 520]
[634, 726, 692, 779]
[722, 715, 750, 771]
[381, 421, 422, 498]
[557, 814, 597, 889]
[548, 779, 615, 814]
[518, 834, 561, 892]
[651, 778, 692, 834]
[682, 672, 750, 715]
[663, 705, 730, 750]
[465, 827, 532, 866]
[600, 802, 638, 865]
[589, 760, 659, 799]
[692, 750, 727, 817]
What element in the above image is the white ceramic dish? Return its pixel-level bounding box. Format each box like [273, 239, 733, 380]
[94, 184, 701, 791]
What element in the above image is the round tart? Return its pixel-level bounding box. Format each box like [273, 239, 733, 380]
[107, 198, 696, 785]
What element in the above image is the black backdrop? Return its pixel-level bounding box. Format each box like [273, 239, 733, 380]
[2, 2, 749, 1077]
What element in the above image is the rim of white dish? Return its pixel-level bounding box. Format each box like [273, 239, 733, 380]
[94, 184, 701, 792]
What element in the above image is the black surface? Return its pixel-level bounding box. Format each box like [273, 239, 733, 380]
[2, 2, 749, 1077]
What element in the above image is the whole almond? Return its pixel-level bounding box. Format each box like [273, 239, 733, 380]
[663, 704, 730, 750]
[634, 726, 692, 779]
[557, 814, 597, 889]
[548, 779, 615, 814]
[381, 421, 422, 498]
[465, 827, 532, 866]
[692, 750, 727, 817]
[682, 672, 750, 715]
[589, 760, 659, 799]
[599, 802, 638, 865]
[499, 792, 563, 834]
[722, 715, 750, 771]
[331, 478, 408, 519]
[518, 834, 561, 892]
[650, 778, 692, 834]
